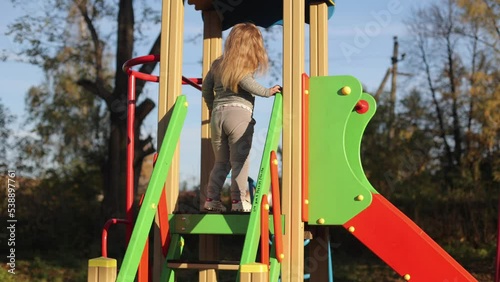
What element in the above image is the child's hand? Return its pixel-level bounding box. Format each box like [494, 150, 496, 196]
[269, 85, 282, 95]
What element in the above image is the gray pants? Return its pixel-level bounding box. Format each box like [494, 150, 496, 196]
[207, 106, 255, 202]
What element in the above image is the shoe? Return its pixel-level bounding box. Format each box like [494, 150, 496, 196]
[231, 199, 252, 212]
[204, 198, 227, 212]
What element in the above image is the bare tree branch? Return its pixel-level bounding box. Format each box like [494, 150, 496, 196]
[114, 0, 134, 101]
[135, 33, 161, 98]
[135, 98, 155, 124]
[481, 0, 500, 38]
[73, 0, 105, 81]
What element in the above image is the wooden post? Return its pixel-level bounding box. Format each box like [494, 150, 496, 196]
[153, 0, 184, 281]
[282, 0, 305, 281]
[309, 2, 331, 281]
[199, 10, 222, 282]
[88, 257, 116, 282]
[240, 263, 269, 282]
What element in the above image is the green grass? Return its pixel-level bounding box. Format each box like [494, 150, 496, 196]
[1, 238, 494, 281]
[0, 257, 87, 282]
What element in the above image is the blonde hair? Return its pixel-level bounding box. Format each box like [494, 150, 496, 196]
[213, 23, 269, 93]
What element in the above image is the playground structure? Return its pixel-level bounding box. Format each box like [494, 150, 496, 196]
[87, 1, 485, 281]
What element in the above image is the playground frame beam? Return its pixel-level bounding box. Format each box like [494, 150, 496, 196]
[199, 9, 223, 282]
[282, 0, 305, 281]
[308, 2, 330, 281]
[153, 0, 184, 280]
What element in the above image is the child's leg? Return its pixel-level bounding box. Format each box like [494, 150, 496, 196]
[206, 110, 231, 201]
[224, 109, 255, 202]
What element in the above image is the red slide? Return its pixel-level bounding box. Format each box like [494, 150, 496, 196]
[343, 194, 477, 282]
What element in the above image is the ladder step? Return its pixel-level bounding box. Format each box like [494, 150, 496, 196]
[167, 260, 240, 270]
[169, 214, 284, 235]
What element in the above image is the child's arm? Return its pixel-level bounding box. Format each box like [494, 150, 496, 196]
[201, 69, 215, 111]
[239, 75, 279, 97]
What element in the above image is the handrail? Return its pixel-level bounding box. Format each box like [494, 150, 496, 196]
[182, 76, 202, 91]
[117, 95, 188, 282]
[122, 54, 202, 90]
[102, 219, 130, 257]
[123, 54, 160, 82]
[239, 93, 283, 278]
[106, 54, 197, 281]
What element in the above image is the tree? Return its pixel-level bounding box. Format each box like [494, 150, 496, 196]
[7, 0, 161, 228]
[405, 0, 500, 190]
[0, 98, 15, 170]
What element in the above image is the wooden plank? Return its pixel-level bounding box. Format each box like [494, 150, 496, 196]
[167, 260, 240, 271]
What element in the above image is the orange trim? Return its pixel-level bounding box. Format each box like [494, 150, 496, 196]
[158, 188, 171, 257]
[138, 239, 150, 282]
[153, 153, 171, 257]
[270, 151, 284, 263]
[301, 73, 310, 222]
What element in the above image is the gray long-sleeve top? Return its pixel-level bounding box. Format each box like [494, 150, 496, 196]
[201, 64, 273, 112]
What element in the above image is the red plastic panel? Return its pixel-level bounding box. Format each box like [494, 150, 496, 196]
[343, 194, 477, 282]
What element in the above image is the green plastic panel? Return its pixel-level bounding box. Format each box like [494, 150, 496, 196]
[345, 93, 379, 194]
[268, 238, 281, 281]
[117, 95, 188, 282]
[308, 76, 372, 225]
[161, 234, 183, 282]
[169, 214, 284, 235]
[239, 93, 283, 268]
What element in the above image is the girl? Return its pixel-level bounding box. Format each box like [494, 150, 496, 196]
[201, 23, 281, 212]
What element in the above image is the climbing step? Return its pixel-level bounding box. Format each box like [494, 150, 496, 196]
[169, 214, 283, 235]
[166, 260, 240, 270]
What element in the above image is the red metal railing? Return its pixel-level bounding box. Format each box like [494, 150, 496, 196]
[102, 219, 130, 257]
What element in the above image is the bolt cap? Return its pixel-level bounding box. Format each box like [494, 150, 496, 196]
[341, 86, 351, 95]
[355, 100, 369, 114]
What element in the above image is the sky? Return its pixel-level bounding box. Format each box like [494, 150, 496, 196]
[0, 0, 433, 186]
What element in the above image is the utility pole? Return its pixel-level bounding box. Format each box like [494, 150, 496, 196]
[389, 36, 404, 142]
[375, 67, 391, 100]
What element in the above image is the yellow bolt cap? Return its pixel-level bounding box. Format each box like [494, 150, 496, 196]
[404, 274, 411, 280]
[279, 254, 285, 259]
[264, 204, 270, 210]
[273, 159, 278, 165]
[304, 199, 309, 205]
[151, 203, 156, 209]
[348, 226, 355, 233]
[184, 102, 189, 107]
[317, 218, 325, 224]
[304, 90, 309, 95]
[341, 86, 351, 95]
[355, 195, 364, 201]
